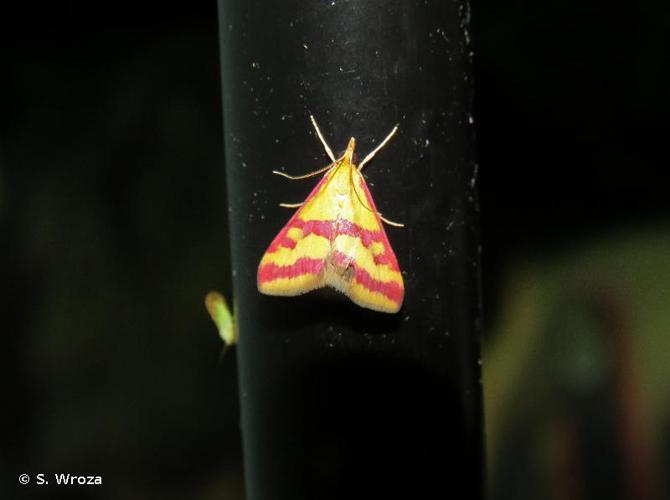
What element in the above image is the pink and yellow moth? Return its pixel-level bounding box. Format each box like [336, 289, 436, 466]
[257, 116, 404, 313]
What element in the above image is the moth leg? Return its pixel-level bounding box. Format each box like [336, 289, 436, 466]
[310, 115, 337, 163]
[358, 124, 399, 171]
[350, 157, 374, 213]
[272, 164, 332, 180]
[378, 213, 404, 227]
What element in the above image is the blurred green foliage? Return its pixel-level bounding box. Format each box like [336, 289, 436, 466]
[485, 226, 670, 500]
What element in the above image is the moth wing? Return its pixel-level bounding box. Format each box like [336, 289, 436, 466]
[257, 172, 335, 296]
[329, 169, 404, 313]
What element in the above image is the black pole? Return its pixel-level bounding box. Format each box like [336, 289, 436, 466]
[218, 1, 481, 498]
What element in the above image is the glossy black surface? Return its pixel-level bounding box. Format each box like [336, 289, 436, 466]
[218, 1, 481, 498]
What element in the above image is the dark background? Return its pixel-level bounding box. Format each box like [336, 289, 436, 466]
[2, 0, 669, 499]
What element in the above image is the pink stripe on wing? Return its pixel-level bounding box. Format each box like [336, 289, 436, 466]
[266, 218, 400, 271]
[330, 251, 403, 304]
[258, 257, 324, 283]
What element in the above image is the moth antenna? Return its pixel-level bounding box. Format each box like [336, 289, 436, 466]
[350, 177, 403, 227]
[358, 124, 399, 171]
[272, 163, 332, 180]
[379, 214, 404, 227]
[350, 160, 374, 213]
[279, 202, 304, 208]
[310, 115, 337, 163]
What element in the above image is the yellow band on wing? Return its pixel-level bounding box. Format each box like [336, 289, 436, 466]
[261, 233, 330, 268]
[258, 274, 324, 296]
[295, 165, 385, 233]
[369, 241, 385, 256]
[332, 234, 403, 284]
[348, 281, 402, 313]
[286, 227, 304, 241]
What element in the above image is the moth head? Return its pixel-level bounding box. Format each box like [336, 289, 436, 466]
[343, 137, 356, 164]
[343, 137, 358, 164]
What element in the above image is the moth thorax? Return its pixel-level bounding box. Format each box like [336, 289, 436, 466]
[335, 152, 359, 166]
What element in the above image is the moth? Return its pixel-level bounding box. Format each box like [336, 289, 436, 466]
[257, 116, 404, 313]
